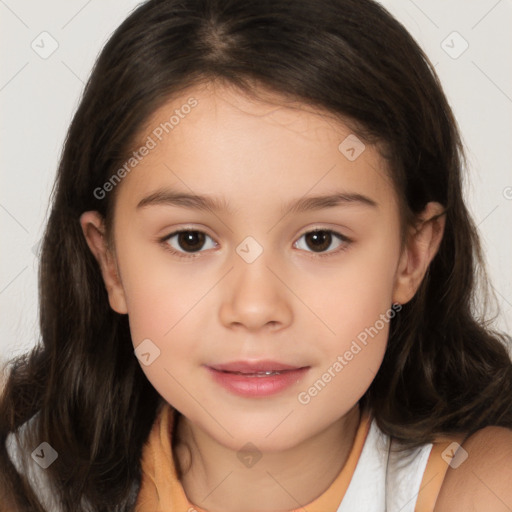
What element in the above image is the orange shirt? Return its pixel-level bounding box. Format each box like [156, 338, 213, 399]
[135, 403, 372, 512]
[135, 402, 466, 512]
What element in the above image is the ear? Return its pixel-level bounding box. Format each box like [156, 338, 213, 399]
[392, 202, 446, 305]
[79, 211, 128, 314]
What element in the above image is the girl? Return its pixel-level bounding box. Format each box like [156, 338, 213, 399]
[1, 0, 512, 510]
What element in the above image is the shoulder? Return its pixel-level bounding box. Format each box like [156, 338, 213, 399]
[434, 425, 512, 511]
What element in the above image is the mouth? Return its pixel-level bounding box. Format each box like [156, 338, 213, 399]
[205, 360, 310, 397]
[216, 370, 288, 377]
[209, 360, 307, 373]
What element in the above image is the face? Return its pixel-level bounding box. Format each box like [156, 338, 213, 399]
[82, 80, 441, 452]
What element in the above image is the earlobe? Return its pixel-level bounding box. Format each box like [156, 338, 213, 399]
[79, 211, 128, 314]
[392, 202, 446, 305]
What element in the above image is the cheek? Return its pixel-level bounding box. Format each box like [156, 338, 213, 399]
[297, 233, 399, 389]
[116, 243, 215, 405]
[303, 236, 399, 341]
[117, 239, 209, 341]
[122, 270, 208, 411]
[295, 266, 396, 422]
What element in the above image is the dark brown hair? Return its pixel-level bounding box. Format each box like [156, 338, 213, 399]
[1, 0, 511, 509]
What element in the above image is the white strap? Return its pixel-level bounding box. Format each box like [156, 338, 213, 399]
[336, 418, 433, 512]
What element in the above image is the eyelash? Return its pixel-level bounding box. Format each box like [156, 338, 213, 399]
[158, 228, 352, 260]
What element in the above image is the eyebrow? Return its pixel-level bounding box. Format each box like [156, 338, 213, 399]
[136, 187, 378, 215]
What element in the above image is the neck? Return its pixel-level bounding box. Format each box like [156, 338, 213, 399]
[174, 403, 361, 512]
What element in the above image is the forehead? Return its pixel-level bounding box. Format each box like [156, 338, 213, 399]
[114, 81, 396, 214]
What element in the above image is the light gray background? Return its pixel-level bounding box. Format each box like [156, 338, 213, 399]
[1, 0, 511, 365]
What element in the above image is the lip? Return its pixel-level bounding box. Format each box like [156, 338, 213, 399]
[209, 360, 304, 372]
[205, 361, 310, 397]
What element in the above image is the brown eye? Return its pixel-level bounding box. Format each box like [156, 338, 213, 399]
[304, 230, 332, 252]
[294, 229, 350, 256]
[176, 231, 206, 252]
[163, 230, 216, 256]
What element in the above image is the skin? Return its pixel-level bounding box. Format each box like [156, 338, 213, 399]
[435, 425, 512, 511]
[81, 80, 446, 512]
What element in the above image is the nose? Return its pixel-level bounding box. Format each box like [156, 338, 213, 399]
[218, 250, 293, 332]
